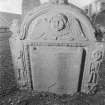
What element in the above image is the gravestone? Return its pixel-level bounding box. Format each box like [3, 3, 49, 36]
[10, 0, 105, 95]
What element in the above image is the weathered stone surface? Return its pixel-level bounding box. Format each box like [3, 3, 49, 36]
[30, 47, 83, 94]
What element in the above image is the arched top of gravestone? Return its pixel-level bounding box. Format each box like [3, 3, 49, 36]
[19, 0, 96, 42]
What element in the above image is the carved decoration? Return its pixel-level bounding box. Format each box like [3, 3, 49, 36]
[27, 13, 90, 42]
[19, 2, 95, 41]
[88, 48, 104, 95]
[23, 45, 33, 89]
[10, 19, 20, 38]
[16, 49, 30, 89]
[9, 36, 29, 89]
[49, 13, 68, 32]
[9, 19, 26, 89]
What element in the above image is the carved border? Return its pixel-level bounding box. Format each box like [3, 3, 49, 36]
[87, 48, 104, 95]
[23, 44, 33, 90]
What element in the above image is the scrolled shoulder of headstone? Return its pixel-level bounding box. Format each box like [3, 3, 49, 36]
[10, 19, 20, 38]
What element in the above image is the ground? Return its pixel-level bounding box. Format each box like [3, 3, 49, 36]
[0, 89, 105, 105]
